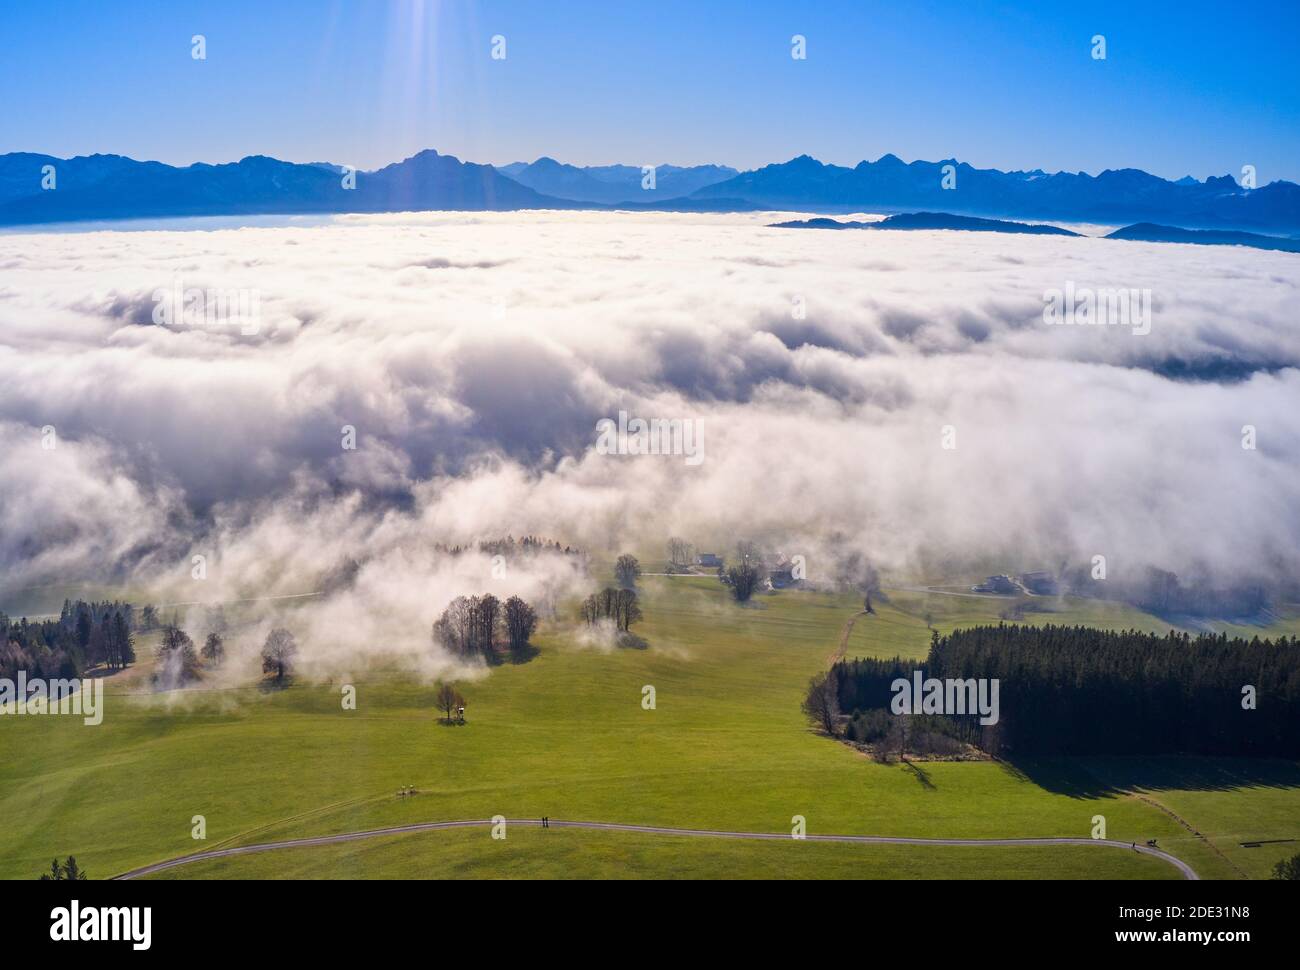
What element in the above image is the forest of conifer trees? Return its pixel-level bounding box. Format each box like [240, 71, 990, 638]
[0, 599, 137, 682]
[830, 624, 1300, 757]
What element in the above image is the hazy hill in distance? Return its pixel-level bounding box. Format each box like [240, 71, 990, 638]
[771, 212, 1081, 236]
[496, 157, 738, 203]
[773, 213, 1300, 254]
[1106, 222, 1300, 253]
[695, 154, 1300, 233]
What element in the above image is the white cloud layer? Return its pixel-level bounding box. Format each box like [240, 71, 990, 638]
[2, 210, 1297, 665]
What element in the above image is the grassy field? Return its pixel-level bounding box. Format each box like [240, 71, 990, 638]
[2, 576, 1296, 880]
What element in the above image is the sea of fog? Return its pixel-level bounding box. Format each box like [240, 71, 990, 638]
[1, 210, 1296, 673]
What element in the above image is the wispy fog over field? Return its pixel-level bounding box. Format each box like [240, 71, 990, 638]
[2, 211, 1297, 650]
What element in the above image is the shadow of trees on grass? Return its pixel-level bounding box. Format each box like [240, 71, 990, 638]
[1002, 756, 1300, 799]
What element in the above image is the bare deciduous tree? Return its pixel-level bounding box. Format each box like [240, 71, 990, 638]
[156, 624, 203, 684]
[434, 682, 465, 723]
[614, 588, 642, 632]
[801, 671, 840, 736]
[726, 561, 764, 602]
[503, 596, 538, 652]
[261, 628, 298, 682]
[614, 554, 641, 589]
[667, 538, 693, 570]
[201, 632, 224, 666]
[579, 587, 643, 633]
[432, 595, 502, 659]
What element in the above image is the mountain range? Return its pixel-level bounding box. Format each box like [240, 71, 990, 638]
[698, 154, 1300, 232]
[0, 149, 560, 224]
[497, 157, 737, 204]
[1, 148, 1297, 234]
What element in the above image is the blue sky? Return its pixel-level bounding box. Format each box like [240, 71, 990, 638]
[3, 0, 1298, 182]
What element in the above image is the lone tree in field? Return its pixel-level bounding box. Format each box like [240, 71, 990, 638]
[503, 596, 538, 652]
[726, 561, 764, 602]
[201, 632, 225, 667]
[614, 554, 641, 589]
[434, 683, 465, 724]
[261, 628, 298, 682]
[155, 625, 203, 684]
[801, 671, 840, 736]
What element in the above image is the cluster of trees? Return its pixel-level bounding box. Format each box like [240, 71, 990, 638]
[432, 594, 539, 660]
[434, 535, 583, 559]
[58, 600, 137, 672]
[842, 708, 971, 760]
[579, 587, 642, 632]
[38, 856, 87, 881]
[1064, 565, 1270, 619]
[666, 538, 694, 571]
[823, 624, 1300, 757]
[1, 600, 137, 682]
[0, 617, 78, 682]
[149, 606, 233, 687]
[150, 618, 290, 687]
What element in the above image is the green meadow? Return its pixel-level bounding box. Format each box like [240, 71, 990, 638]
[2, 577, 1296, 880]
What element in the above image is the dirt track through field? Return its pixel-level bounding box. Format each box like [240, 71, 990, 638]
[829, 610, 869, 667]
[113, 817, 1198, 880]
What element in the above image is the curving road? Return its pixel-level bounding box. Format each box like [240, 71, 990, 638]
[113, 818, 1198, 880]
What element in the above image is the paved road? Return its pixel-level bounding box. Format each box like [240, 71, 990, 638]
[114, 818, 1197, 880]
[893, 584, 1025, 600]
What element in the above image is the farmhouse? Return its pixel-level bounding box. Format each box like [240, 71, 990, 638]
[768, 561, 798, 588]
[972, 574, 1020, 595]
[696, 553, 723, 568]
